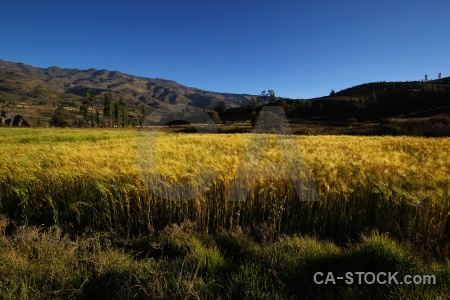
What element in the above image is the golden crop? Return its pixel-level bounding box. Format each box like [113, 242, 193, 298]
[0, 128, 449, 254]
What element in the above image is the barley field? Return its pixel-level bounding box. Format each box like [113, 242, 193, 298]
[0, 128, 448, 254]
[1, 128, 450, 299]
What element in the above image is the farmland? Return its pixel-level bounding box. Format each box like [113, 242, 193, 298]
[0, 128, 449, 299]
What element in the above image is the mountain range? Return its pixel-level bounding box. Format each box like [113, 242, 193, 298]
[0, 59, 253, 111]
[1, 58, 449, 136]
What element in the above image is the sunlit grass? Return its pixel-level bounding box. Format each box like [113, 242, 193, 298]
[0, 128, 449, 257]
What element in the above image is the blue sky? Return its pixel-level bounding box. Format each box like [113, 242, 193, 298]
[1, 0, 450, 99]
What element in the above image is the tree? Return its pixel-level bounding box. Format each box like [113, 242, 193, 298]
[257, 90, 268, 105]
[79, 103, 88, 120]
[329, 89, 335, 96]
[96, 109, 100, 127]
[50, 105, 68, 127]
[250, 110, 284, 130]
[103, 92, 114, 127]
[438, 72, 442, 79]
[118, 97, 128, 127]
[138, 104, 149, 127]
[208, 111, 221, 125]
[113, 100, 119, 127]
[250, 111, 258, 128]
[249, 97, 258, 111]
[85, 92, 95, 127]
[424, 74, 428, 81]
[215, 101, 227, 115]
[268, 90, 276, 103]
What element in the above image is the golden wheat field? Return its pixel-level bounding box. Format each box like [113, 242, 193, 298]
[0, 128, 449, 255]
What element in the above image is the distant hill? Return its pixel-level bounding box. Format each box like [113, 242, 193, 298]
[0, 59, 253, 111]
[220, 77, 450, 136]
[282, 78, 450, 121]
[1, 58, 449, 136]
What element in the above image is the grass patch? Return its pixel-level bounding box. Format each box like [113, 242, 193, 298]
[0, 218, 448, 299]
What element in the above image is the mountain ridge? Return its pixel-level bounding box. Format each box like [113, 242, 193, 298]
[0, 59, 253, 110]
[1, 59, 450, 136]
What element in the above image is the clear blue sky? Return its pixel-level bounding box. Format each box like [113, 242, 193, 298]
[1, 0, 450, 99]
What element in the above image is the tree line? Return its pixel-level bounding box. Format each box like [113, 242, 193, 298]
[51, 92, 150, 127]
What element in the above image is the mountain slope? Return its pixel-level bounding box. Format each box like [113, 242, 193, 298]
[0, 59, 253, 110]
[1, 58, 449, 135]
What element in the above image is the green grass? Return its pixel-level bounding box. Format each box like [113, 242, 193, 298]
[0, 217, 448, 299]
